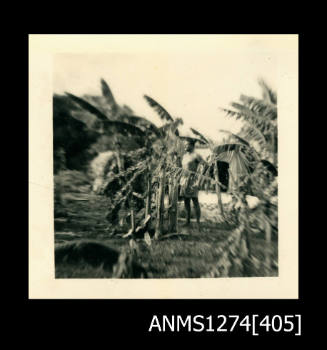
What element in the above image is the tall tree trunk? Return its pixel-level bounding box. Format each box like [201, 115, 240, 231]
[168, 181, 178, 233]
[214, 161, 224, 218]
[113, 135, 126, 227]
[168, 156, 180, 233]
[130, 204, 135, 234]
[237, 199, 251, 272]
[155, 166, 166, 239]
[114, 135, 124, 172]
[145, 170, 152, 218]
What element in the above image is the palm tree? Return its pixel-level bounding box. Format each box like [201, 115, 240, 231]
[144, 95, 205, 235]
[144, 95, 181, 236]
[219, 79, 278, 269]
[65, 82, 161, 237]
[221, 78, 277, 167]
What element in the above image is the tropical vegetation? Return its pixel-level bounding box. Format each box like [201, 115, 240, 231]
[54, 78, 278, 278]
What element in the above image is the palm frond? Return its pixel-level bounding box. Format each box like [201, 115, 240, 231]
[105, 119, 148, 138]
[213, 143, 258, 165]
[219, 130, 250, 147]
[66, 92, 109, 122]
[240, 95, 277, 120]
[238, 124, 268, 152]
[213, 143, 243, 155]
[190, 128, 210, 145]
[100, 79, 117, 110]
[119, 114, 162, 138]
[144, 95, 174, 122]
[158, 118, 183, 136]
[231, 102, 275, 125]
[66, 92, 146, 138]
[260, 159, 278, 176]
[258, 78, 277, 105]
[106, 120, 149, 138]
[179, 136, 206, 146]
[231, 148, 253, 175]
[221, 105, 275, 135]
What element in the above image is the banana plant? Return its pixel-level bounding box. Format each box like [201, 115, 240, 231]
[66, 84, 161, 237]
[221, 78, 277, 167]
[144, 95, 177, 235]
[144, 95, 202, 235]
[219, 79, 278, 264]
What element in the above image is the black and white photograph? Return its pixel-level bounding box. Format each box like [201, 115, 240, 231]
[29, 35, 298, 298]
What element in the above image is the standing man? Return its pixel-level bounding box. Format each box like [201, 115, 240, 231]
[179, 139, 205, 230]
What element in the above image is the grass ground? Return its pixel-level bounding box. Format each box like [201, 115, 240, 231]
[55, 181, 278, 278]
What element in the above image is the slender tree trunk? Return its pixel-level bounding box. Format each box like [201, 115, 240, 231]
[114, 135, 124, 172]
[117, 151, 125, 227]
[145, 170, 152, 218]
[130, 204, 135, 233]
[168, 181, 178, 233]
[238, 198, 251, 258]
[241, 223, 251, 258]
[155, 166, 166, 239]
[214, 161, 224, 217]
[168, 156, 180, 233]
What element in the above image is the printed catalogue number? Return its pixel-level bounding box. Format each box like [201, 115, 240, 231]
[148, 314, 302, 335]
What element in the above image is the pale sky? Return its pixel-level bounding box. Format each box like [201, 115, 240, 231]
[53, 50, 276, 142]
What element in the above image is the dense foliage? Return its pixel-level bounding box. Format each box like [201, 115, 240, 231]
[53, 94, 99, 173]
[54, 78, 278, 278]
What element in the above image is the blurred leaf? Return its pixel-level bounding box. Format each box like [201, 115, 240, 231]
[100, 78, 117, 111]
[144, 95, 174, 122]
[219, 130, 250, 147]
[190, 128, 210, 145]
